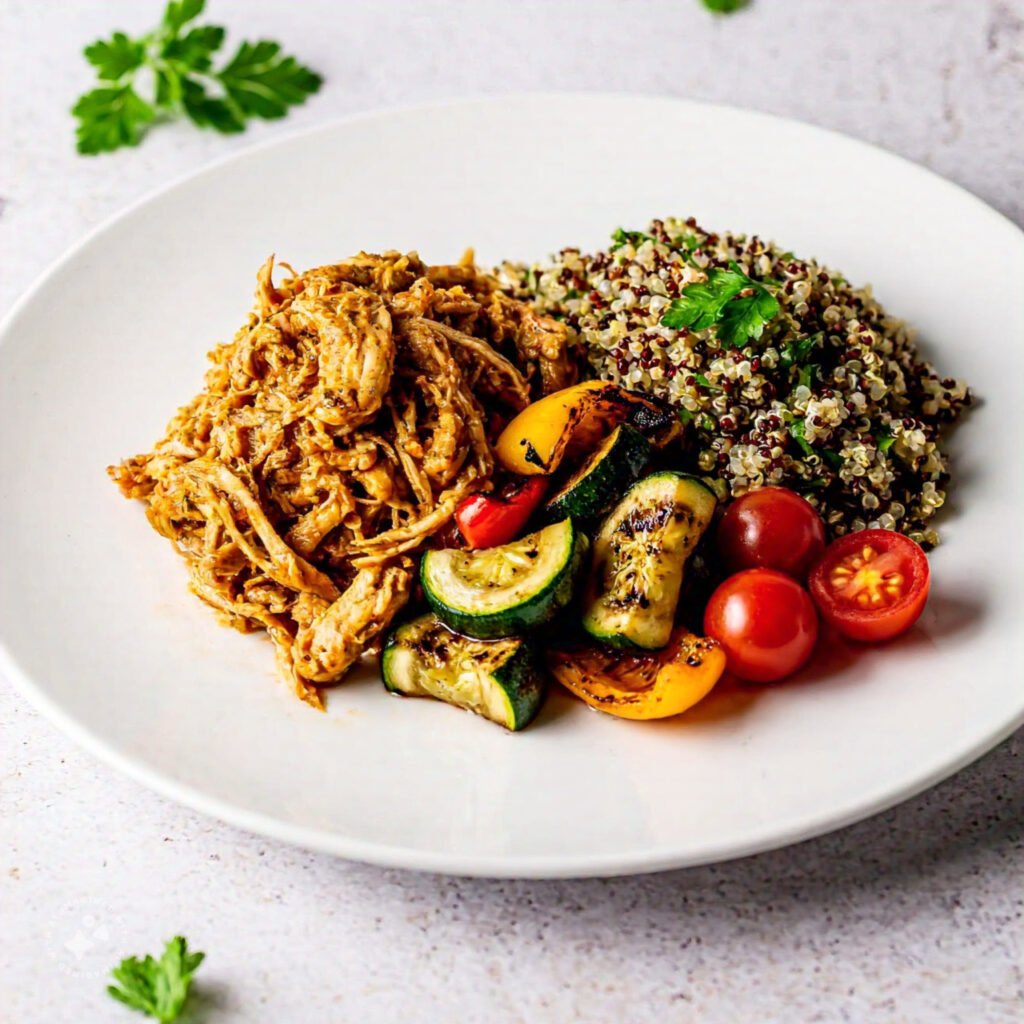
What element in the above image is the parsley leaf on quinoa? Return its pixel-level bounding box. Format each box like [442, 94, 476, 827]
[661, 268, 745, 332]
[610, 227, 656, 249]
[788, 418, 815, 457]
[780, 333, 820, 368]
[877, 426, 897, 454]
[672, 234, 702, 266]
[719, 287, 780, 346]
[694, 373, 723, 392]
[797, 363, 818, 391]
[790, 420, 845, 470]
[661, 261, 779, 345]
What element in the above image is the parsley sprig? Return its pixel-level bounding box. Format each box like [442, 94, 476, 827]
[789, 419, 845, 469]
[108, 936, 205, 1023]
[779, 332, 821, 368]
[876, 425, 897, 454]
[789, 418, 815, 457]
[660, 261, 781, 346]
[610, 227, 657, 249]
[701, 0, 748, 12]
[73, 0, 321, 154]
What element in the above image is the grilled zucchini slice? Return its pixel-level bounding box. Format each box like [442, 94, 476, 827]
[544, 424, 651, 523]
[421, 518, 588, 639]
[382, 613, 544, 730]
[582, 471, 716, 649]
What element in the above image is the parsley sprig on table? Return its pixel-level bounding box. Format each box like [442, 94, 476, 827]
[107, 936, 205, 1022]
[701, 0, 748, 12]
[73, 0, 322, 154]
[660, 261, 781, 346]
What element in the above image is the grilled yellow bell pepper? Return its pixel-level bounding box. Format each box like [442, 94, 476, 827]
[494, 380, 680, 475]
[547, 628, 725, 720]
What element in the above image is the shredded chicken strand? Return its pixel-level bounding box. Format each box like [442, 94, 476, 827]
[109, 251, 577, 707]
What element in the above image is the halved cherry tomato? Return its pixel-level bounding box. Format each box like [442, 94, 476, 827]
[808, 529, 930, 642]
[547, 628, 726, 720]
[454, 477, 547, 549]
[704, 568, 818, 682]
[717, 486, 826, 580]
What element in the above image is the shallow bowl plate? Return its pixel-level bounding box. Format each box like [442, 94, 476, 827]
[2, 95, 1022, 877]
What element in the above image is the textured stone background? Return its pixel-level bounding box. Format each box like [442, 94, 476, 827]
[2, 1, 1022, 1020]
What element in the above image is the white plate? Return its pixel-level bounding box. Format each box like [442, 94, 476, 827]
[2, 96, 1022, 878]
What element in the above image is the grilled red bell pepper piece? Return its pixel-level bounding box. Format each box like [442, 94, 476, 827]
[454, 477, 548, 549]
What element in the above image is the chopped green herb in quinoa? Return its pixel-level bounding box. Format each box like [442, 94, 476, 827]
[499, 216, 971, 546]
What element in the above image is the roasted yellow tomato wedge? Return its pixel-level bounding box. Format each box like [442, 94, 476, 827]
[495, 380, 680, 475]
[547, 628, 726, 720]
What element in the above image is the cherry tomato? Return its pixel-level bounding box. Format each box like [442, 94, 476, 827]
[454, 476, 547, 549]
[808, 529, 930, 642]
[703, 569, 818, 682]
[717, 486, 826, 579]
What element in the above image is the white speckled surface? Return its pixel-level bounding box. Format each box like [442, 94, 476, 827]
[2, 1, 1023, 1020]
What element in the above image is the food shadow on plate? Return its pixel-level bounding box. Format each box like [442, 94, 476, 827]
[904, 587, 986, 646]
[635, 628, 860, 729]
[531, 685, 582, 729]
[816, 584, 986, 661]
[749, 582, 987, 694]
[661, 612, 940, 723]
[504, 581, 987, 731]
[309, 584, 984, 735]
[635, 671, 764, 731]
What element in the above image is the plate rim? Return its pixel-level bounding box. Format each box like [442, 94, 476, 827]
[5, 636, 1023, 878]
[2, 92, 1023, 878]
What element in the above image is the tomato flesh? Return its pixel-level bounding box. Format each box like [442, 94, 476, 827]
[703, 568, 819, 683]
[808, 529, 930, 642]
[717, 486, 826, 580]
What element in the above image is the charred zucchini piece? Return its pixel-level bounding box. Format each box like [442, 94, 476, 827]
[544, 424, 651, 523]
[420, 519, 588, 639]
[382, 613, 544, 730]
[582, 472, 717, 649]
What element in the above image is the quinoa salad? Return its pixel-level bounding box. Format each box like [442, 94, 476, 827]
[501, 216, 972, 547]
